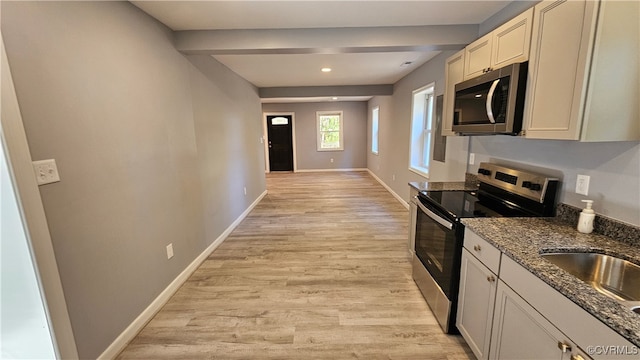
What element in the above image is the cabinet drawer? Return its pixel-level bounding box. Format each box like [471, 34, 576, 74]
[463, 228, 501, 274]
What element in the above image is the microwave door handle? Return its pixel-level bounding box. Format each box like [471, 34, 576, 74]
[416, 200, 453, 230]
[486, 79, 500, 124]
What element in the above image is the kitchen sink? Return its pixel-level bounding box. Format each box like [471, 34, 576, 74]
[541, 252, 640, 303]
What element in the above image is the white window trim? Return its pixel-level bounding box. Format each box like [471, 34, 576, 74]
[316, 110, 344, 151]
[371, 106, 379, 155]
[408, 83, 435, 179]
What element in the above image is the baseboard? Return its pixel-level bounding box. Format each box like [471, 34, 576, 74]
[367, 169, 409, 210]
[98, 190, 268, 360]
[295, 168, 368, 173]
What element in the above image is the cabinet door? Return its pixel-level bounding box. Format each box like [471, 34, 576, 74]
[580, 0, 640, 142]
[490, 280, 574, 360]
[442, 50, 465, 136]
[524, 0, 597, 140]
[456, 249, 497, 360]
[492, 8, 533, 69]
[464, 33, 493, 80]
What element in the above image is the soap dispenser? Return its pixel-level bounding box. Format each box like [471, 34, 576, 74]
[577, 200, 595, 234]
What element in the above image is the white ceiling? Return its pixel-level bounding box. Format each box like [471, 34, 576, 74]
[131, 1, 512, 102]
[214, 51, 440, 87]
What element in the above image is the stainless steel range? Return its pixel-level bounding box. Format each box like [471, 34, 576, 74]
[412, 162, 559, 333]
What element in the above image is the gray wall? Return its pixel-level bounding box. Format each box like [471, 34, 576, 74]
[469, 138, 640, 226]
[365, 0, 640, 227]
[367, 96, 394, 175]
[2, 2, 265, 358]
[479, 1, 540, 36]
[367, 51, 470, 201]
[262, 101, 367, 170]
[468, 0, 640, 226]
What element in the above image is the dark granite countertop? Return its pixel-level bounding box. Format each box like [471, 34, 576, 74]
[461, 217, 640, 346]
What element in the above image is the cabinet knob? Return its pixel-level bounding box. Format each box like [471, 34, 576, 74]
[571, 355, 585, 360]
[487, 275, 496, 282]
[473, 245, 482, 252]
[557, 342, 572, 353]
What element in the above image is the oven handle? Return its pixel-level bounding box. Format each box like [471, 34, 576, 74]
[415, 196, 453, 230]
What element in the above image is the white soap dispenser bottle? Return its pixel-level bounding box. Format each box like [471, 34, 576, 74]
[577, 200, 595, 234]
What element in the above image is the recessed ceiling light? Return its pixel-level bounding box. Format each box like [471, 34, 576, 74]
[321, 67, 332, 73]
[332, 97, 338, 100]
[475, 94, 482, 98]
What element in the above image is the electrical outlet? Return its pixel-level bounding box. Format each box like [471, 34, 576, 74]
[33, 159, 61, 185]
[575, 174, 590, 196]
[469, 153, 475, 165]
[243, 187, 247, 196]
[330, 158, 334, 163]
[392, 174, 396, 181]
[166, 244, 174, 259]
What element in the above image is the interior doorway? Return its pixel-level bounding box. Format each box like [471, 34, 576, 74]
[264, 113, 296, 172]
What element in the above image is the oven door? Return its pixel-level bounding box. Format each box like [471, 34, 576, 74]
[414, 197, 462, 298]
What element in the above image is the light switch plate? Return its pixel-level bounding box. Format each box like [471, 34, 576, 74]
[166, 244, 174, 259]
[33, 159, 61, 185]
[576, 174, 590, 196]
[469, 153, 475, 165]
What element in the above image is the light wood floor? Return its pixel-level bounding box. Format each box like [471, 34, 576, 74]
[117, 171, 473, 359]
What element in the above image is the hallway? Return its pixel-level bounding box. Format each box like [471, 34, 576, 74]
[117, 171, 472, 359]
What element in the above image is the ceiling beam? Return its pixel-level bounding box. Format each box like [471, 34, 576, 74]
[259, 85, 393, 99]
[174, 25, 478, 55]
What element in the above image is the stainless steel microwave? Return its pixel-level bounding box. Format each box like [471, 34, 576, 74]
[452, 62, 528, 135]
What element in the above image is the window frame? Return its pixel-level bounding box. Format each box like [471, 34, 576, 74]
[371, 106, 379, 155]
[409, 83, 436, 178]
[316, 110, 344, 151]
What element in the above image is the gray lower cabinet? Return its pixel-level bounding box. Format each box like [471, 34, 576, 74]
[458, 229, 599, 360]
[457, 249, 497, 360]
[490, 280, 578, 360]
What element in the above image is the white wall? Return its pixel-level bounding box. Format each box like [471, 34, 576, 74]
[2, 2, 266, 358]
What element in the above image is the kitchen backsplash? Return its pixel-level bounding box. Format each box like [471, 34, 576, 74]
[556, 203, 640, 247]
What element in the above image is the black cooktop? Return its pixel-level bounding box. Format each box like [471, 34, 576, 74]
[419, 188, 541, 221]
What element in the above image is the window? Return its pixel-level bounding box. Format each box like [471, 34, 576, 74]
[316, 111, 344, 151]
[409, 83, 435, 177]
[371, 106, 379, 155]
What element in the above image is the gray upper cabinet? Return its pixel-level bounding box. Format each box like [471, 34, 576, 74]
[463, 8, 534, 81]
[442, 8, 533, 136]
[524, 0, 640, 141]
[442, 50, 465, 136]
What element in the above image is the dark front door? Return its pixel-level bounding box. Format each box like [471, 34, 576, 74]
[266, 115, 294, 171]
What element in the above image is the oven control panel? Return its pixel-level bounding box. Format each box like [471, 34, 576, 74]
[476, 162, 558, 203]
